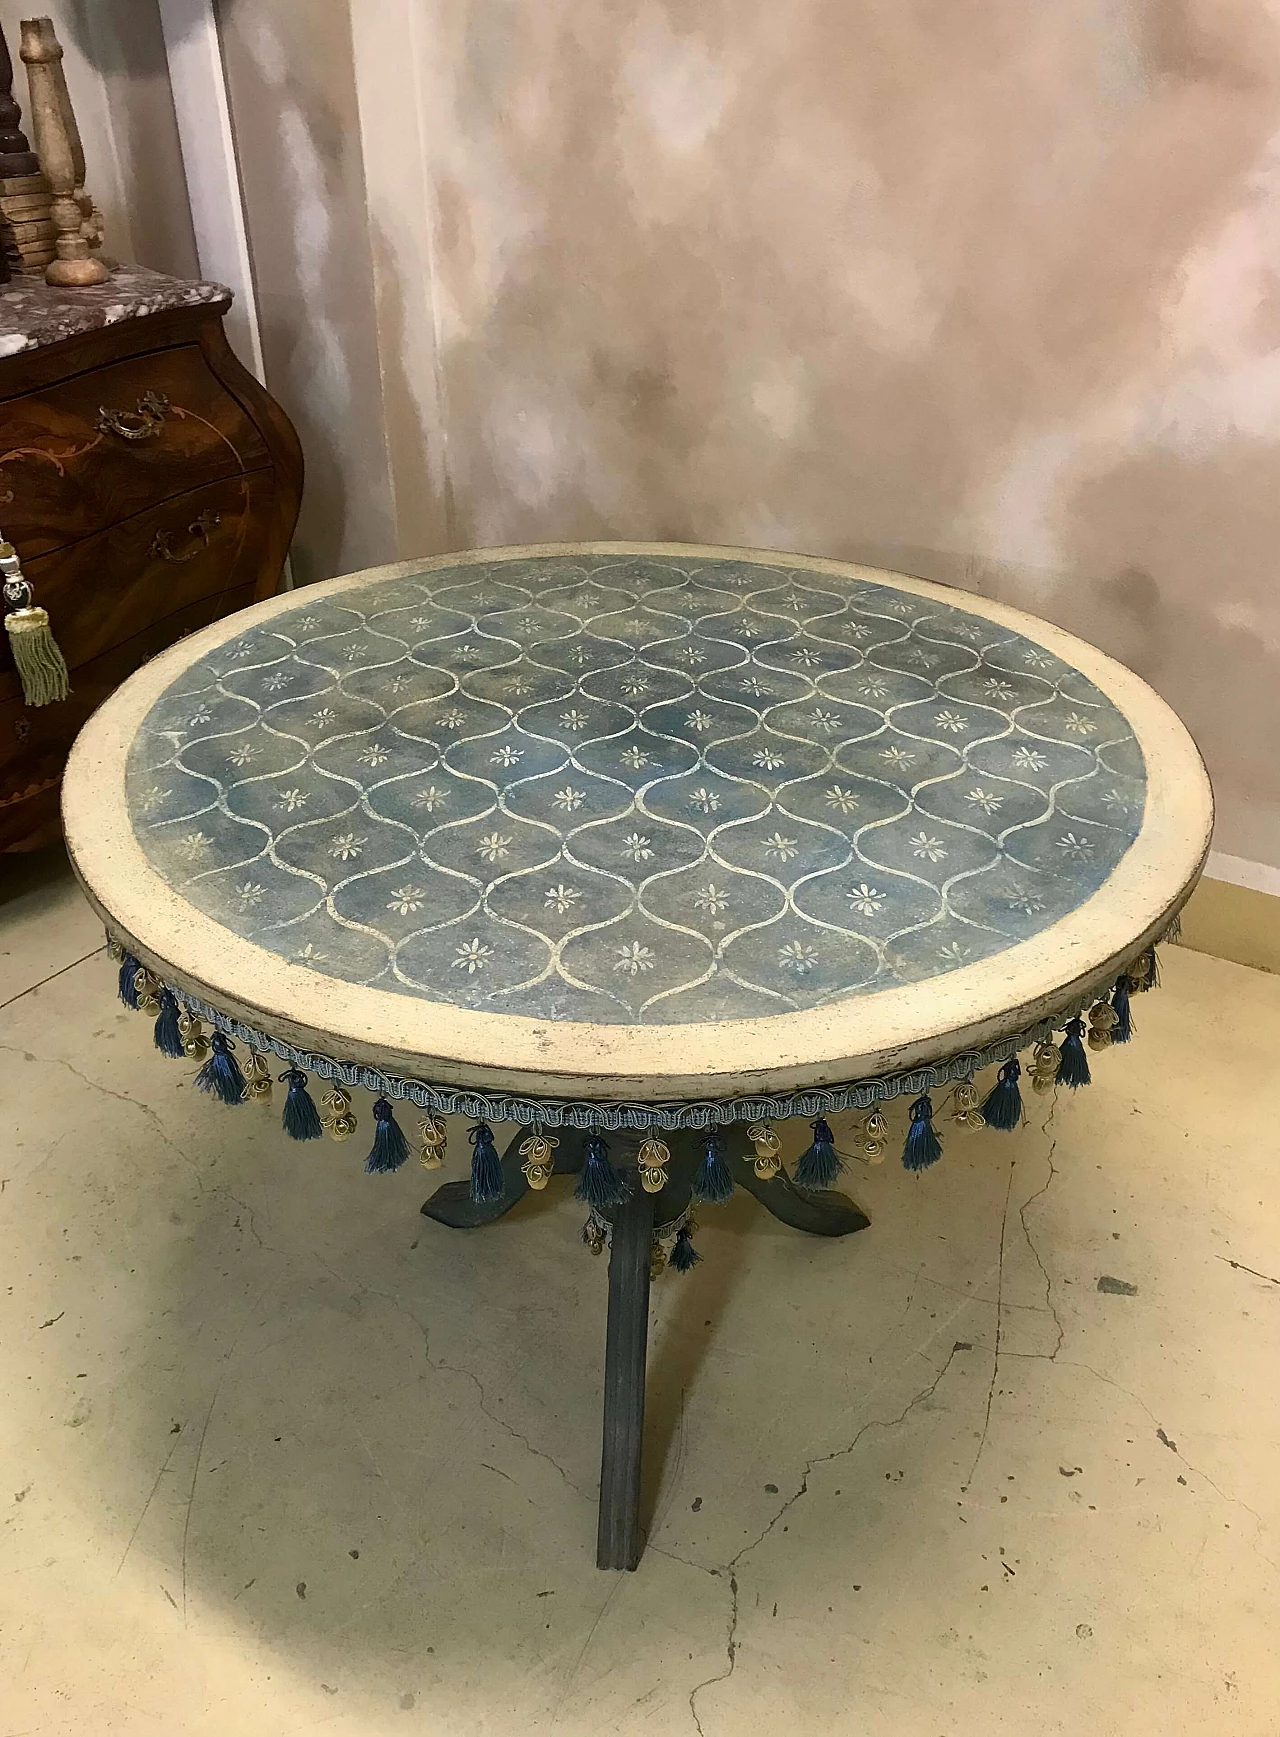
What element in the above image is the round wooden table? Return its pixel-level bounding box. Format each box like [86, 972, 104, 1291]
[62, 542, 1212, 1569]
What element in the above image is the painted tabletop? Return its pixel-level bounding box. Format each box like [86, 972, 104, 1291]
[64, 545, 1211, 1102]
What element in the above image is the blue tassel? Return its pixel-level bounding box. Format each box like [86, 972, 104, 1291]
[694, 1130, 734, 1203]
[153, 987, 184, 1058]
[470, 1120, 505, 1203]
[1111, 974, 1133, 1043]
[279, 1068, 323, 1140]
[575, 1130, 626, 1209]
[902, 1094, 943, 1171]
[670, 1224, 701, 1271]
[1056, 1017, 1091, 1089]
[980, 1059, 1023, 1132]
[118, 952, 141, 1009]
[795, 1115, 844, 1188]
[194, 1031, 246, 1105]
[365, 1096, 409, 1173]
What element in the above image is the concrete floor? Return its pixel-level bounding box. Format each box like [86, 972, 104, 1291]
[1, 850, 1277, 1737]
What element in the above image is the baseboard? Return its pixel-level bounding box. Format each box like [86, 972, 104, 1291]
[1177, 869, 1280, 976]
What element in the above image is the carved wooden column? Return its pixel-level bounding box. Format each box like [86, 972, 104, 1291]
[19, 17, 107, 286]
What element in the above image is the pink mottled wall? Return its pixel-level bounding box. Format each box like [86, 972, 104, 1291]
[226, 0, 1280, 870]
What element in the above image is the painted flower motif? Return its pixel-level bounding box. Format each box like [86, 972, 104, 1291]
[879, 745, 915, 769]
[262, 670, 292, 691]
[882, 599, 915, 617]
[456, 645, 485, 664]
[517, 616, 540, 634]
[390, 672, 414, 693]
[689, 787, 722, 814]
[1063, 711, 1097, 736]
[452, 938, 494, 974]
[508, 676, 532, 696]
[330, 833, 366, 860]
[139, 786, 165, 812]
[277, 788, 309, 812]
[490, 745, 524, 767]
[620, 746, 650, 769]
[933, 709, 969, 734]
[187, 706, 212, 727]
[410, 615, 433, 630]
[1010, 745, 1048, 773]
[1005, 888, 1045, 915]
[412, 785, 448, 811]
[614, 940, 656, 975]
[950, 622, 986, 643]
[296, 942, 325, 961]
[620, 674, 650, 696]
[177, 831, 211, 859]
[764, 831, 799, 861]
[693, 883, 731, 914]
[387, 885, 428, 914]
[778, 939, 819, 974]
[964, 786, 1004, 814]
[622, 832, 654, 862]
[905, 647, 939, 670]
[544, 883, 580, 914]
[753, 748, 785, 771]
[553, 786, 587, 812]
[310, 707, 337, 729]
[578, 591, 603, 609]
[438, 709, 465, 729]
[809, 708, 841, 733]
[740, 676, 772, 696]
[857, 676, 889, 699]
[845, 622, 872, 641]
[236, 881, 265, 908]
[295, 615, 320, 630]
[674, 644, 706, 665]
[359, 744, 391, 767]
[1101, 787, 1129, 812]
[559, 708, 590, 731]
[937, 941, 971, 964]
[781, 592, 806, 609]
[341, 644, 362, 663]
[1022, 649, 1053, 670]
[791, 646, 822, 667]
[1056, 831, 1094, 861]
[847, 882, 885, 916]
[982, 678, 1015, 701]
[227, 743, 256, 767]
[569, 645, 591, 666]
[910, 832, 948, 862]
[686, 710, 714, 732]
[825, 785, 860, 814]
[477, 832, 512, 863]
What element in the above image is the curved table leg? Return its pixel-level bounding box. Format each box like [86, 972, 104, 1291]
[733, 1157, 871, 1236]
[419, 1126, 530, 1228]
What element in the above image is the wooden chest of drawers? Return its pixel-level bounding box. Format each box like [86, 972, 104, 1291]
[0, 268, 302, 851]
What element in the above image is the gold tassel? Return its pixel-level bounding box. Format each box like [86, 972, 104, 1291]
[322, 1086, 357, 1142]
[418, 1112, 448, 1169]
[746, 1122, 782, 1178]
[637, 1135, 671, 1192]
[244, 1052, 273, 1101]
[519, 1128, 558, 1189]
[2, 542, 70, 707]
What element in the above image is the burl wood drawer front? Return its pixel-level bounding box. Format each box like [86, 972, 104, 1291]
[0, 472, 275, 706]
[0, 343, 270, 557]
[0, 579, 257, 849]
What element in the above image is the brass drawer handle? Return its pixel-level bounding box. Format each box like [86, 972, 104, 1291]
[97, 391, 171, 441]
[151, 508, 220, 563]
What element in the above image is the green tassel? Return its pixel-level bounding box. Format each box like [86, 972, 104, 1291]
[4, 546, 69, 708]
